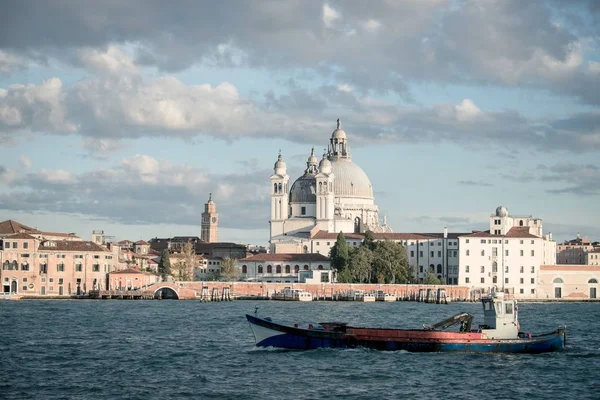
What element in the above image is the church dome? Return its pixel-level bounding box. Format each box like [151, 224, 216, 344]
[289, 175, 316, 203]
[496, 206, 508, 217]
[330, 159, 373, 199]
[273, 153, 286, 175]
[307, 148, 318, 166]
[318, 154, 332, 174]
[331, 119, 347, 140]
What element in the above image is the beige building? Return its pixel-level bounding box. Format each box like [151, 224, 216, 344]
[237, 253, 332, 283]
[556, 234, 596, 264]
[1, 232, 115, 296]
[538, 265, 599, 300]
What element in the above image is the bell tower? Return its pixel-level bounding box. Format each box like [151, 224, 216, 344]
[201, 193, 218, 243]
[270, 152, 290, 238]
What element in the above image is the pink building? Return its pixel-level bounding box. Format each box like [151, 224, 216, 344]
[1, 232, 115, 296]
[108, 267, 160, 290]
[556, 234, 596, 264]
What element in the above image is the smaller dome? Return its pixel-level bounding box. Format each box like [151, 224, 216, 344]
[331, 118, 346, 140]
[289, 175, 316, 203]
[496, 206, 508, 217]
[307, 148, 318, 165]
[319, 154, 332, 174]
[274, 153, 287, 174]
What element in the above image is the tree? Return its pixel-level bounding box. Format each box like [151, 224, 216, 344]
[329, 231, 350, 272]
[371, 240, 409, 284]
[220, 257, 239, 281]
[348, 246, 373, 283]
[363, 230, 376, 251]
[171, 240, 195, 281]
[158, 249, 171, 280]
[425, 268, 444, 285]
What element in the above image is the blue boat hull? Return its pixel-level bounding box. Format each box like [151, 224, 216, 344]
[246, 315, 566, 353]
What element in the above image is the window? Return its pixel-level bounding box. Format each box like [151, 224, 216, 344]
[520, 266, 524, 273]
[505, 266, 509, 273]
[430, 251, 434, 257]
[466, 250, 470, 256]
[466, 239, 469, 244]
[294, 265, 299, 273]
[301, 206, 306, 215]
[317, 265, 324, 270]
[480, 239, 486, 244]
[437, 251, 441, 257]
[23, 278, 27, 282]
[481, 250, 485, 256]
[520, 240, 523, 244]
[505, 278, 509, 284]
[520, 288, 524, 294]
[465, 277, 470, 283]
[285, 265, 290, 273]
[40, 264, 47, 274]
[505, 250, 509, 256]
[480, 266, 485, 273]
[520, 278, 524, 284]
[531, 266, 535, 273]
[520, 250, 524, 256]
[3, 242, 9, 249]
[94, 255, 100, 259]
[303, 265, 309, 270]
[57, 263, 65, 272]
[480, 277, 485, 283]
[465, 265, 470, 273]
[419, 251, 423, 257]
[492, 248, 498, 257]
[258, 265, 263, 273]
[58, 278, 64, 285]
[23, 242, 28, 249]
[12, 242, 17, 248]
[276, 265, 281, 273]
[267, 265, 272, 273]
[410, 251, 414, 257]
[76, 263, 82, 272]
[531, 240, 534, 244]
[327, 242, 330, 246]
[531, 278, 535, 284]
[242, 265, 247, 274]
[505, 303, 513, 314]
[21, 263, 29, 271]
[92, 264, 100, 272]
[531, 250, 535, 256]
[531, 289, 535, 294]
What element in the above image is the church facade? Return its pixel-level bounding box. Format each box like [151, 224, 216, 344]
[269, 120, 391, 253]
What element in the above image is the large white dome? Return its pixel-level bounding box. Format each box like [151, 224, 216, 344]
[330, 159, 373, 199]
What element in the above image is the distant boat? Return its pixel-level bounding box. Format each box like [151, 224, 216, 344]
[247, 292, 566, 353]
[271, 287, 312, 302]
[375, 290, 396, 302]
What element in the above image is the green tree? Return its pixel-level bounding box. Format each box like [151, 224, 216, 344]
[371, 240, 409, 284]
[363, 230, 376, 251]
[220, 257, 239, 281]
[158, 249, 172, 280]
[329, 231, 350, 276]
[425, 268, 444, 285]
[348, 246, 373, 283]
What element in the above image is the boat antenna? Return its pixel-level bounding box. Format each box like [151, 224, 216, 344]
[254, 306, 259, 316]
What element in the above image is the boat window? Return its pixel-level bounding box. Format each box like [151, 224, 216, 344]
[505, 303, 513, 314]
[495, 303, 503, 314]
[483, 301, 493, 311]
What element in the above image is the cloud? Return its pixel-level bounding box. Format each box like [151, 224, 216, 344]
[19, 156, 31, 168]
[539, 163, 600, 196]
[0, 154, 270, 229]
[0, 49, 25, 73]
[458, 180, 493, 187]
[1, 1, 597, 103]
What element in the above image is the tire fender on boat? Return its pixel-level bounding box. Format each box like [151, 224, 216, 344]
[346, 336, 358, 349]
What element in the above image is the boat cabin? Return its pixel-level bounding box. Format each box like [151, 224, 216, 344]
[480, 292, 519, 339]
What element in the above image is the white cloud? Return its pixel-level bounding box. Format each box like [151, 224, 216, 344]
[39, 169, 78, 185]
[79, 46, 139, 76]
[0, 50, 25, 73]
[454, 99, 482, 122]
[337, 83, 352, 93]
[362, 19, 382, 33]
[19, 156, 32, 169]
[323, 4, 340, 28]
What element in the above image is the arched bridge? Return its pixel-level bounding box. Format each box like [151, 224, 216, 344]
[143, 282, 197, 300]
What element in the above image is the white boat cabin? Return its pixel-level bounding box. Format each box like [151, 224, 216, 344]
[480, 292, 519, 339]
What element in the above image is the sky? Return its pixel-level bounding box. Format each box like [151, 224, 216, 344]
[0, 0, 599, 245]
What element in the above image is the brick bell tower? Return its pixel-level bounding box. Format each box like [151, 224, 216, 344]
[201, 193, 218, 243]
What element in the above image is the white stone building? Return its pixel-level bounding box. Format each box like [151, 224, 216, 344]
[458, 206, 556, 298]
[269, 120, 391, 253]
[237, 253, 332, 283]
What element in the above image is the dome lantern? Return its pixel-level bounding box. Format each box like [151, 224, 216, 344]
[274, 151, 287, 175]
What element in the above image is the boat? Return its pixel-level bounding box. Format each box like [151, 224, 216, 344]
[246, 292, 566, 353]
[339, 289, 374, 302]
[271, 287, 312, 302]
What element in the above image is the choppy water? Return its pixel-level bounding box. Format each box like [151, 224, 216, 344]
[1, 300, 598, 400]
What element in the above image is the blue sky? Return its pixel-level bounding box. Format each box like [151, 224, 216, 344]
[0, 0, 599, 245]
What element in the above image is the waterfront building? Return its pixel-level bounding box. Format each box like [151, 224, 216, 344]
[0, 219, 81, 241]
[458, 206, 556, 299]
[556, 234, 597, 264]
[538, 264, 599, 300]
[238, 253, 333, 283]
[1, 232, 114, 295]
[201, 193, 219, 243]
[269, 120, 392, 254]
[108, 267, 160, 290]
[586, 248, 600, 266]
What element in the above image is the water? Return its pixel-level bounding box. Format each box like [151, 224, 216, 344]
[1, 300, 598, 400]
